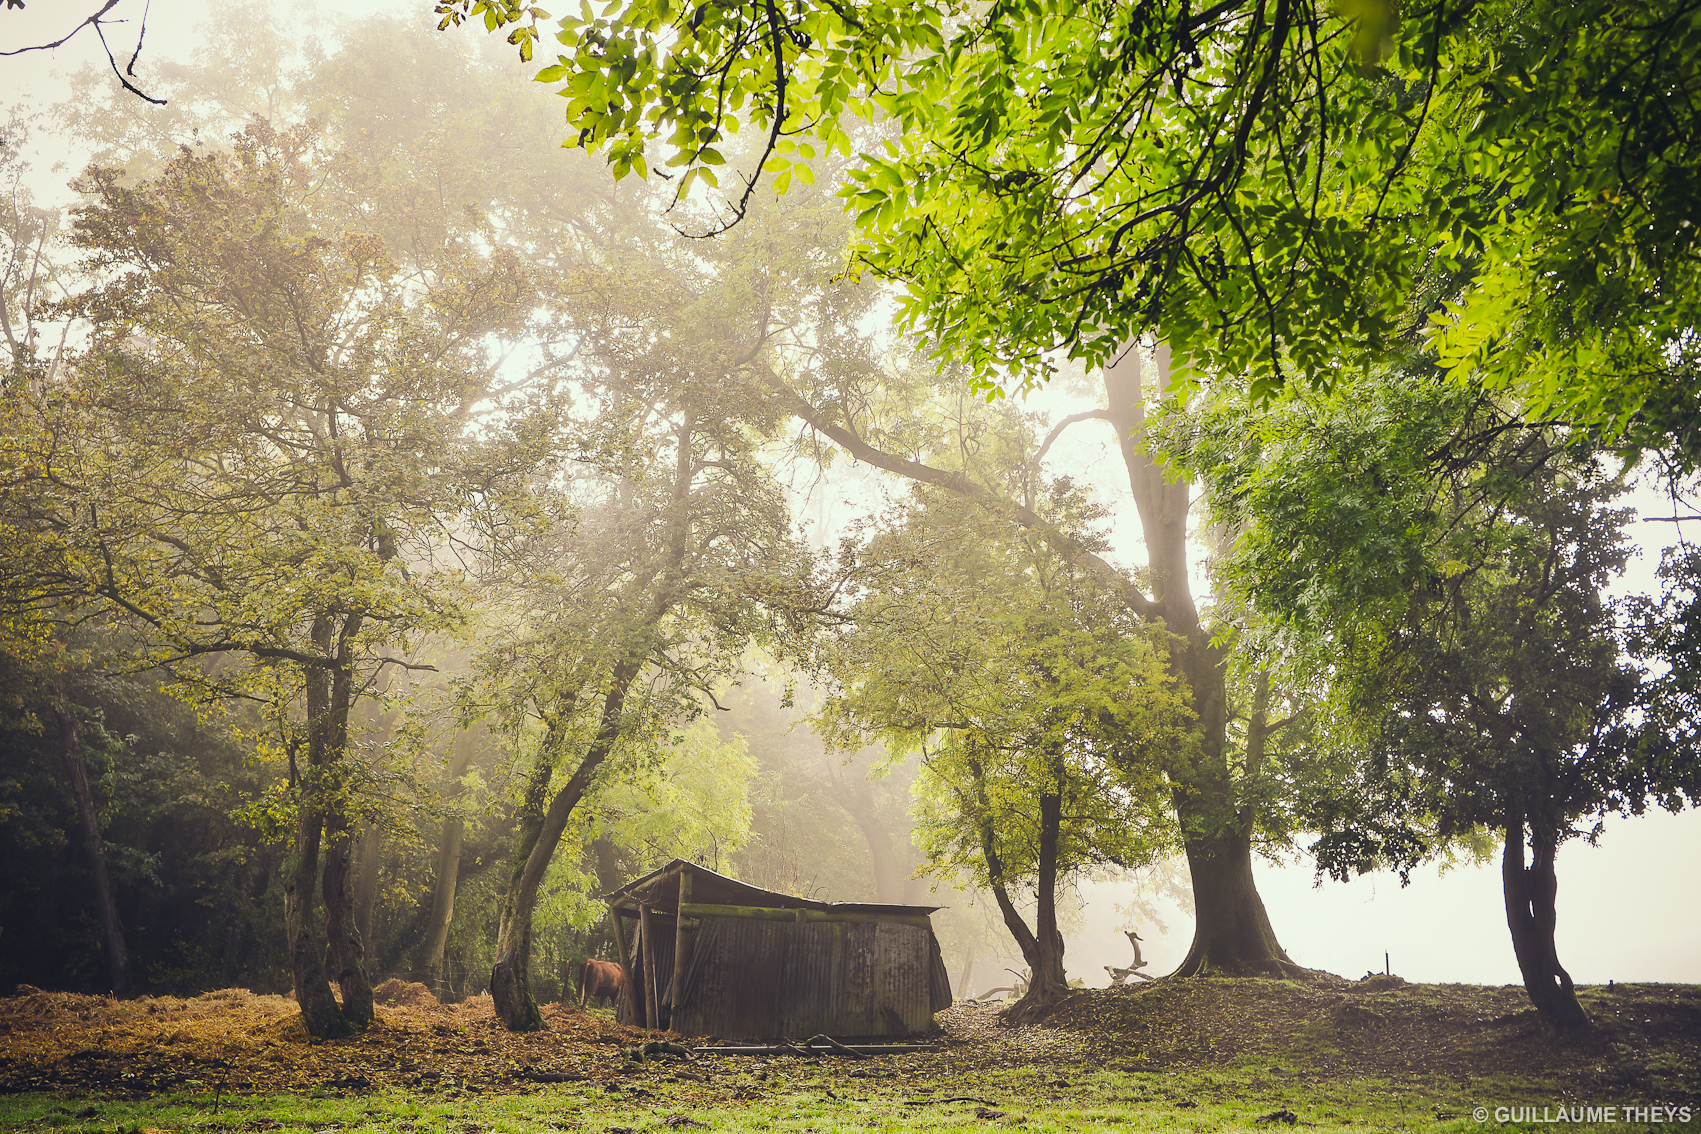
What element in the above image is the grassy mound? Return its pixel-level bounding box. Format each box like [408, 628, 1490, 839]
[1032, 978, 1701, 1097]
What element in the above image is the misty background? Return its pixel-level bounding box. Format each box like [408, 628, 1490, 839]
[2, 0, 1696, 1002]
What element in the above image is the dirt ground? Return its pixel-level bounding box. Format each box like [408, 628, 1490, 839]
[1, 977, 1696, 1101]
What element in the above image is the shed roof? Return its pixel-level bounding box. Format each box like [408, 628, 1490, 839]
[605, 858, 942, 917]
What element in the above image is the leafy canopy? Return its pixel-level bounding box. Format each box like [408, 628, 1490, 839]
[447, 0, 1700, 457]
[817, 487, 1192, 894]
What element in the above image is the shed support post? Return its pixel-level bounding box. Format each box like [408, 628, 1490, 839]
[670, 871, 693, 1031]
[609, 904, 636, 1023]
[640, 903, 659, 1030]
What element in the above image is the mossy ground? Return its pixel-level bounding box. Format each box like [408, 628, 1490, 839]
[1, 979, 1695, 1134]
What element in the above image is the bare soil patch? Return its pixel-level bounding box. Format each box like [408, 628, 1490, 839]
[0, 987, 651, 1097]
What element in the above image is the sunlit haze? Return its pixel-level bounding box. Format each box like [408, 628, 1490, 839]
[4, 0, 1695, 997]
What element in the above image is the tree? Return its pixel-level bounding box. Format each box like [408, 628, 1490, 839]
[461, 213, 824, 1029]
[417, 722, 491, 995]
[450, 0, 1700, 460]
[1165, 372, 1701, 1026]
[818, 487, 1190, 1017]
[1, 125, 550, 1035]
[528, 714, 758, 997]
[762, 337, 1307, 975]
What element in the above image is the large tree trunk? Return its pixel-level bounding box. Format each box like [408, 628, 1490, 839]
[1104, 343, 1299, 978]
[1172, 820, 1293, 975]
[1503, 807, 1589, 1028]
[54, 702, 132, 998]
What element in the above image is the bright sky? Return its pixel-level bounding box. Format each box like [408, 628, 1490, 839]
[5, 0, 1696, 991]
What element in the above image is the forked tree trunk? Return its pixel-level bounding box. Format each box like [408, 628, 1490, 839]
[323, 811, 374, 1027]
[491, 417, 694, 1032]
[1006, 792, 1069, 1019]
[490, 752, 555, 1032]
[283, 799, 350, 1038]
[491, 656, 645, 1031]
[1503, 807, 1590, 1028]
[968, 756, 1070, 1022]
[289, 611, 375, 1038]
[320, 621, 374, 1029]
[55, 702, 132, 998]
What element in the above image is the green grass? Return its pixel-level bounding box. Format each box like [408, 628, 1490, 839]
[3, 1061, 1693, 1134]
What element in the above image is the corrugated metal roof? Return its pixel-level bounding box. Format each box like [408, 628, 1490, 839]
[606, 858, 942, 916]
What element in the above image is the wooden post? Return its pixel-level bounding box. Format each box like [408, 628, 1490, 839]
[670, 870, 693, 1031]
[639, 903, 659, 1030]
[609, 904, 635, 1022]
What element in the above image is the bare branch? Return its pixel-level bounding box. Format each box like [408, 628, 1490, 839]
[751, 363, 1159, 620]
[1034, 409, 1114, 468]
[1, 0, 167, 105]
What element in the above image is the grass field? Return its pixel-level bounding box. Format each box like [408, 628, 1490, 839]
[1, 978, 1695, 1134]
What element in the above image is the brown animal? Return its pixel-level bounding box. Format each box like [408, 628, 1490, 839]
[579, 958, 624, 1009]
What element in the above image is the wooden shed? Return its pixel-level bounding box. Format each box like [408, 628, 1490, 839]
[604, 859, 952, 1040]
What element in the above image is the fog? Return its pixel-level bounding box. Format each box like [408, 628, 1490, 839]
[1057, 807, 1701, 994]
[5, 0, 1695, 998]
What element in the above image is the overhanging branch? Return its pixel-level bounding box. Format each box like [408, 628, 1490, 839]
[753, 364, 1160, 621]
[1, 0, 166, 104]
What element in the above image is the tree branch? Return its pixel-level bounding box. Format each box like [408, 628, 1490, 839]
[754, 364, 1158, 620]
[1, 0, 167, 104]
[1034, 409, 1114, 468]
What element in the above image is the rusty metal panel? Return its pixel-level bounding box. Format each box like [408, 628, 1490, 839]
[617, 911, 678, 1028]
[607, 859, 941, 918]
[650, 920, 677, 1016]
[874, 921, 934, 1034]
[674, 915, 785, 1039]
[673, 913, 941, 1040]
[836, 922, 878, 1035]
